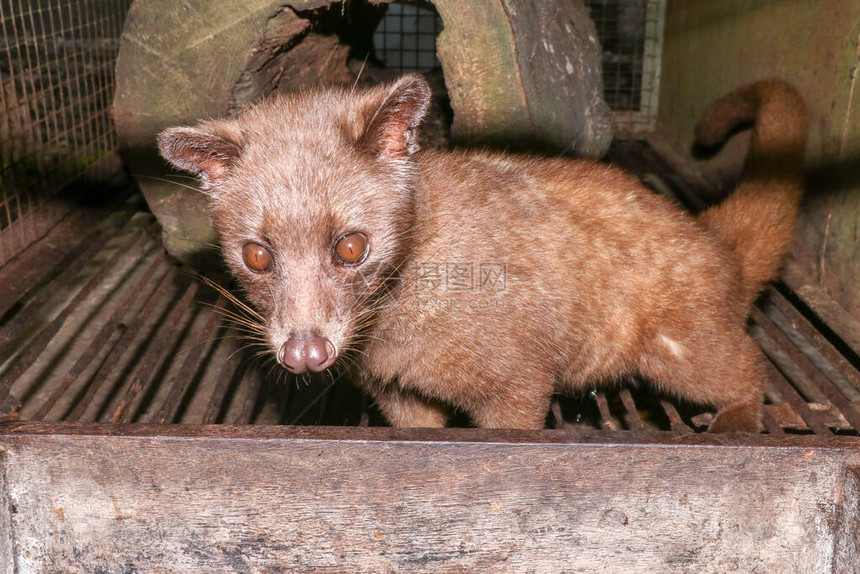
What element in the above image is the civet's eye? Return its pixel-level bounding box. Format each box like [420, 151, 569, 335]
[243, 242, 273, 272]
[333, 232, 369, 266]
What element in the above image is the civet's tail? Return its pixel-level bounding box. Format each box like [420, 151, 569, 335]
[695, 79, 807, 310]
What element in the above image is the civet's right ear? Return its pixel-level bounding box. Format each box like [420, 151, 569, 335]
[157, 121, 244, 191]
[359, 73, 432, 160]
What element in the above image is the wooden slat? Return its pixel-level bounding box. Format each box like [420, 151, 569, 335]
[233, 367, 262, 425]
[659, 400, 692, 432]
[0, 195, 137, 320]
[0, 230, 144, 408]
[201, 340, 244, 425]
[762, 361, 832, 435]
[64, 265, 182, 422]
[752, 308, 860, 431]
[767, 289, 860, 400]
[111, 281, 199, 423]
[152, 295, 226, 424]
[618, 388, 646, 431]
[0, 394, 21, 423]
[2, 421, 860, 448]
[34, 249, 169, 420]
[593, 392, 620, 431]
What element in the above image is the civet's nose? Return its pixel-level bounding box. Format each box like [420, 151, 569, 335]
[278, 332, 336, 374]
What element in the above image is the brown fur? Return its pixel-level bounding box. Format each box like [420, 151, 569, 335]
[158, 75, 807, 432]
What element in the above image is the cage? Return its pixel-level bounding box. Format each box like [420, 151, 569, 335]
[1, 0, 859, 571]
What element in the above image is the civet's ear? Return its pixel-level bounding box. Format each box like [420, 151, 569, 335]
[360, 73, 432, 160]
[157, 120, 244, 191]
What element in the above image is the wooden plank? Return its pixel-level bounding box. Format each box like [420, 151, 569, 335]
[4, 421, 860, 449]
[0, 447, 14, 574]
[834, 466, 860, 571]
[0, 426, 857, 572]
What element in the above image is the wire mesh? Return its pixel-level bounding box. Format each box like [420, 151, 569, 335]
[0, 0, 130, 266]
[585, 0, 665, 132]
[372, 2, 442, 73]
[372, 1, 664, 131]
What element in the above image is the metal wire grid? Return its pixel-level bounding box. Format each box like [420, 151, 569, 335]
[372, 1, 663, 130]
[0, 0, 130, 267]
[372, 2, 442, 73]
[585, 0, 665, 131]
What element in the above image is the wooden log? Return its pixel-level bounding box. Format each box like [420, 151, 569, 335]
[114, 1, 334, 269]
[113, 0, 612, 266]
[436, 0, 612, 156]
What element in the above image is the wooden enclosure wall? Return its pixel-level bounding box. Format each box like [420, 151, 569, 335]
[656, 0, 860, 326]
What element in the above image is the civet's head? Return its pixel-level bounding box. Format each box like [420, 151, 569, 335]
[158, 75, 431, 373]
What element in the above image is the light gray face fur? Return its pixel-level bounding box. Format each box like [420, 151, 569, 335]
[158, 75, 432, 363]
